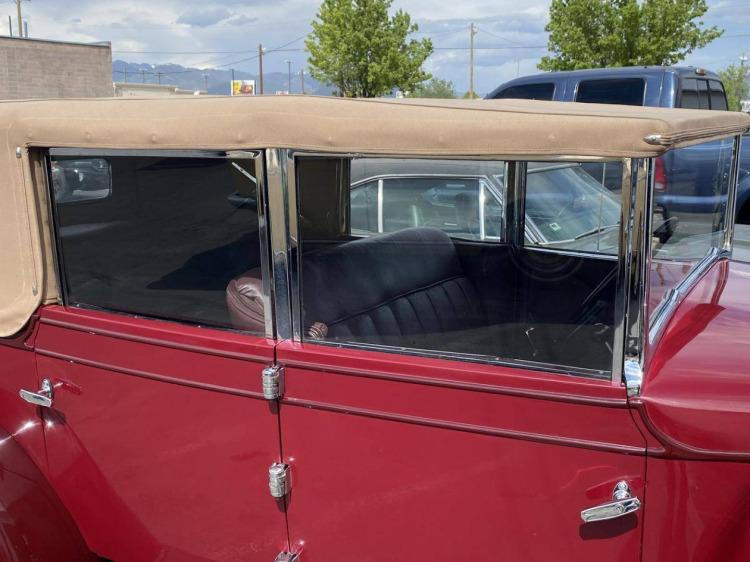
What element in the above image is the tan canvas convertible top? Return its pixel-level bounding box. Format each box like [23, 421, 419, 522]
[1, 95, 749, 337]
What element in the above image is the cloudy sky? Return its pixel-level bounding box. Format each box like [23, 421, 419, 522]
[7, 0, 750, 93]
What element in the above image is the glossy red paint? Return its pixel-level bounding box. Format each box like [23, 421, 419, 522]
[35, 306, 288, 561]
[0, 426, 96, 561]
[642, 457, 750, 562]
[277, 341, 646, 562]
[641, 259, 750, 459]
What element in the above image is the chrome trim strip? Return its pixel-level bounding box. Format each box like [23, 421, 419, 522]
[251, 152, 275, 339]
[377, 178, 384, 233]
[648, 246, 722, 347]
[724, 134, 743, 253]
[266, 149, 293, 341]
[48, 148, 244, 159]
[285, 150, 302, 342]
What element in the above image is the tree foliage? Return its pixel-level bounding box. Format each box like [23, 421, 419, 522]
[539, 0, 723, 71]
[718, 63, 750, 112]
[408, 77, 457, 98]
[306, 0, 433, 97]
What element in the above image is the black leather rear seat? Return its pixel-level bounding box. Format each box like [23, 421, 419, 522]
[302, 227, 488, 344]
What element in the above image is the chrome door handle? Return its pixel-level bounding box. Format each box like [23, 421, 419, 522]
[581, 481, 641, 523]
[19, 378, 54, 408]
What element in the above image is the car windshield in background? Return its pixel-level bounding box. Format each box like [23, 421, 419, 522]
[521, 164, 621, 248]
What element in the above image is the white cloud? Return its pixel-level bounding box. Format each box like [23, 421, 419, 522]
[7, 0, 743, 93]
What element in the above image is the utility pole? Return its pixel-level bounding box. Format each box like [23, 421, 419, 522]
[285, 60, 292, 93]
[203, 73, 209, 93]
[300, 69, 305, 94]
[8, 15, 12, 36]
[469, 23, 477, 99]
[141, 69, 145, 83]
[157, 72, 162, 85]
[16, 0, 22, 38]
[258, 44, 264, 94]
[23, 20, 27, 37]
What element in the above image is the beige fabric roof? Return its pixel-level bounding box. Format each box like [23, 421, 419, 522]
[1, 95, 748, 337]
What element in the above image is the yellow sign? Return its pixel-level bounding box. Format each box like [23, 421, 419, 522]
[231, 80, 256, 96]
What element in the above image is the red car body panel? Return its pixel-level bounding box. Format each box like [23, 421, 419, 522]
[641, 259, 750, 459]
[277, 341, 646, 562]
[33, 306, 288, 561]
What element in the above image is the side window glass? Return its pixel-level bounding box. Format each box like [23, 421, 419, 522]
[523, 163, 622, 255]
[349, 158, 505, 242]
[297, 156, 620, 377]
[680, 78, 699, 109]
[649, 138, 734, 320]
[51, 158, 112, 204]
[575, 79, 645, 106]
[351, 180, 379, 235]
[493, 83, 555, 101]
[709, 80, 728, 111]
[51, 154, 264, 333]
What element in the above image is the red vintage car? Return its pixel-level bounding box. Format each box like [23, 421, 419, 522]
[0, 96, 748, 562]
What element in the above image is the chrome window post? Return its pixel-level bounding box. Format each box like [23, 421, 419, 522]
[611, 158, 651, 393]
[265, 149, 293, 341]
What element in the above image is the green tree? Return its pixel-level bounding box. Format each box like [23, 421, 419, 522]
[719, 62, 750, 111]
[539, 0, 723, 71]
[408, 77, 456, 98]
[306, 0, 433, 98]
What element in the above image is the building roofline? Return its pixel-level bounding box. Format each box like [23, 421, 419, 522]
[0, 35, 110, 49]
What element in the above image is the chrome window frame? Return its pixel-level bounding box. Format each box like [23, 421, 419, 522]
[47, 147, 275, 340]
[276, 150, 640, 382]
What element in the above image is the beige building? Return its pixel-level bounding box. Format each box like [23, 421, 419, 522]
[0, 36, 112, 99]
[114, 82, 201, 97]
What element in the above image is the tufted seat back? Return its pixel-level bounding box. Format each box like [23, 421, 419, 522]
[301, 228, 487, 343]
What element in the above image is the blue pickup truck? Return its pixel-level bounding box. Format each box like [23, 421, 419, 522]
[487, 66, 750, 224]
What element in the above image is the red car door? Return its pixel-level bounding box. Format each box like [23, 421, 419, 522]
[37, 151, 288, 560]
[277, 344, 645, 562]
[272, 154, 647, 561]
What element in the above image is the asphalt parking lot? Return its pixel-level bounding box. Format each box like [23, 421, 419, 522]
[734, 224, 750, 262]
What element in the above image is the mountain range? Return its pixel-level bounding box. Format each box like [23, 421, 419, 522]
[112, 60, 335, 96]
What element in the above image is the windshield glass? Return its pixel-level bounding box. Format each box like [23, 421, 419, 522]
[524, 164, 621, 244]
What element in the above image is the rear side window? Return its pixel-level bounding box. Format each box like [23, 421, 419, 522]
[493, 83, 555, 100]
[680, 78, 720, 109]
[575, 78, 645, 106]
[709, 80, 728, 111]
[50, 154, 264, 333]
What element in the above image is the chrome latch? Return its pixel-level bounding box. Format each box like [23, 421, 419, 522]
[19, 378, 54, 408]
[262, 365, 284, 400]
[581, 481, 641, 523]
[269, 463, 291, 498]
[274, 552, 300, 562]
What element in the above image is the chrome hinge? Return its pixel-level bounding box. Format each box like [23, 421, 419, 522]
[623, 358, 643, 397]
[262, 365, 284, 400]
[269, 462, 291, 498]
[274, 552, 299, 562]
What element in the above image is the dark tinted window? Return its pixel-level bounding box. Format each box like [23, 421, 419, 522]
[575, 78, 645, 105]
[709, 80, 728, 110]
[680, 78, 700, 109]
[51, 155, 263, 332]
[697, 79, 710, 109]
[494, 83, 555, 100]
